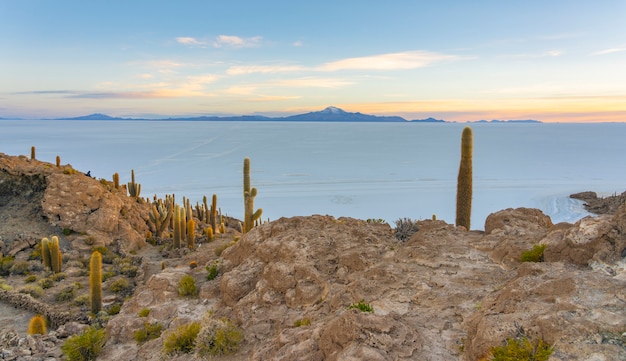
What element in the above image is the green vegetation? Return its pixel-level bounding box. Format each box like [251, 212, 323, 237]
[37, 277, 53, 289]
[349, 299, 374, 313]
[107, 303, 121, 315]
[178, 275, 197, 297]
[108, 278, 131, 294]
[206, 261, 219, 281]
[195, 316, 243, 357]
[489, 337, 553, 361]
[366, 218, 385, 223]
[10, 260, 30, 275]
[134, 322, 163, 344]
[61, 326, 106, 361]
[28, 314, 47, 335]
[163, 322, 201, 355]
[293, 318, 311, 327]
[521, 244, 547, 262]
[24, 275, 37, 283]
[138, 308, 151, 317]
[56, 286, 77, 302]
[19, 284, 44, 298]
[456, 126, 473, 230]
[0, 256, 15, 276]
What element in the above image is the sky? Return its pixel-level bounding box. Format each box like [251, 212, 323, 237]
[1, 1, 625, 122]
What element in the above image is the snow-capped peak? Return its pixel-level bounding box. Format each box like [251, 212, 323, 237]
[321, 106, 346, 114]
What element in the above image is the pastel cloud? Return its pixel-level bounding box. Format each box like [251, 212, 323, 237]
[176, 37, 205, 46]
[318, 51, 459, 71]
[213, 35, 262, 48]
[592, 47, 626, 56]
[226, 65, 305, 75]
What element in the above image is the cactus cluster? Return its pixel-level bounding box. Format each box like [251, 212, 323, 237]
[243, 157, 262, 233]
[128, 169, 141, 197]
[41, 236, 62, 273]
[149, 195, 174, 238]
[455, 126, 473, 230]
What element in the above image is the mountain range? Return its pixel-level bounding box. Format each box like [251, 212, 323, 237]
[4, 106, 541, 123]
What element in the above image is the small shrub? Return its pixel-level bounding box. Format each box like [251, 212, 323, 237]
[56, 286, 77, 302]
[178, 275, 197, 297]
[61, 326, 106, 361]
[24, 275, 37, 283]
[293, 318, 311, 327]
[74, 294, 89, 306]
[394, 217, 420, 241]
[163, 322, 201, 355]
[195, 316, 243, 357]
[366, 218, 385, 224]
[10, 260, 30, 275]
[138, 308, 151, 317]
[0, 256, 15, 276]
[134, 322, 163, 344]
[189, 261, 198, 269]
[215, 241, 236, 256]
[114, 257, 139, 277]
[102, 271, 116, 282]
[349, 299, 374, 313]
[206, 261, 219, 281]
[19, 284, 44, 298]
[37, 277, 54, 289]
[520, 244, 546, 262]
[107, 303, 121, 315]
[51, 272, 66, 281]
[109, 278, 131, 294]
[489, 337, 553, 361]
[91, 246, 116, 264]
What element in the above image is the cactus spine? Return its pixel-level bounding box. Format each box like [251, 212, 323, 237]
[243, 157, 262, 234]
[455, 126, 473, 230]
[89, 251, 103, 314]
[28, 315, 47, 335]
[127, 169, 141, 197]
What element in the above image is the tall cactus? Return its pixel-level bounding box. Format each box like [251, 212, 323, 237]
[455, 126, 473, 230]
[243, 157, 262, 233]
[210, 194, 218, 233]
[41, 238, 52, 271]
[173, 204, 186, 249]
[127, 169, 141, 197]
[186, 219, 196, 249]
[31, 146, 36, 160]
[89, 251, 103, 314]
[49, 236, 62, 273]
[113, 173, 120, 189]
[56, 155, 61, 167]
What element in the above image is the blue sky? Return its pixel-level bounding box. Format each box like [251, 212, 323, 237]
[1, 1, 625, 122]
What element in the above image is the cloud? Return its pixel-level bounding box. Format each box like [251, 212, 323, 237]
[176, 37, 206, 46]
[226, 65, 305, 75]
[592, 47, 626, 56]
[502, 50, 563, 59]
[214, 35, 262, 48]
[14, 90, 75, 95]
[271, 77, 353, 88]
[293, 40, 303, 47]
[246, 95, 301, 102]
[318, 51, 459, 71]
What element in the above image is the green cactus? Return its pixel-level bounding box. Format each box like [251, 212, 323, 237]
[89, 251, 103, 314]
[49, 236, 62, 273]
[41, 238, 51, 271]
[455, 126, 473, 230]
[243, 157, 262, 234]
[128, 169, 141, 197]
[149, 197, 173, 238]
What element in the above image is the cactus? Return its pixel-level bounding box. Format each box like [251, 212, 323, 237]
[49, 236, 62, 273]
[243, 157, 262, 233]
[210, 194, 218, 233]
[89, 251, 103, 314]
[41, 237, 51, 271]
[113, 173, 120, 189]
[205, 227, 213, 241]
[149, 196, 173, 238]
[31, 146, 36, 160]
[128, 169, 141, 197]
[173, 204, 186, 249]
[186, 219, 196, 249]
[28, 314, 47, 335]
[56, 155, 61, 167]
[455, 126, 473, 230]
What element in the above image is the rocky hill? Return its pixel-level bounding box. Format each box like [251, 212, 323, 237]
[0, 152, 624, 360]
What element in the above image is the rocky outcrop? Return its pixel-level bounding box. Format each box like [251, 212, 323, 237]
[571, 190, 626, 215]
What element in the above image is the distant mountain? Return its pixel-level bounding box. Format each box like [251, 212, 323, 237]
[51, 108, 538, 123]
[57, 113, 129, 120]
[470, 119, 542, 124]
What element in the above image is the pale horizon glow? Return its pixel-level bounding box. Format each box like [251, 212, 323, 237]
[1, 1, 625, 122]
